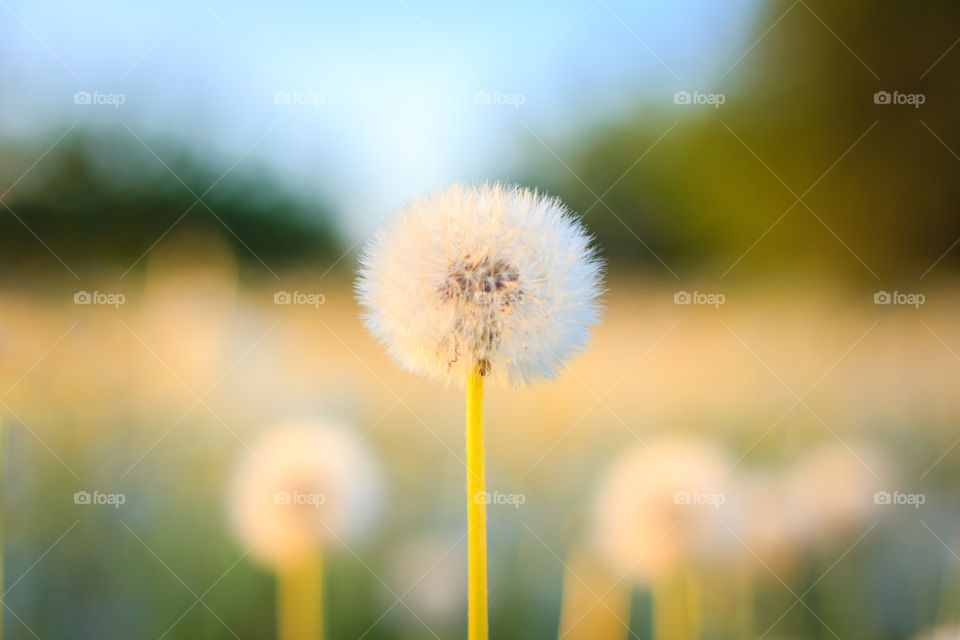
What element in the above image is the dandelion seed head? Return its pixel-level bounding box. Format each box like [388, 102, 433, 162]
[591, 436, 731, 583]
[357, 183, 604, 388]
[228, 420, 380, 568]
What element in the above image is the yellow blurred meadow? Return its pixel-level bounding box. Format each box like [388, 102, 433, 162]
[2, 237, 959, 636]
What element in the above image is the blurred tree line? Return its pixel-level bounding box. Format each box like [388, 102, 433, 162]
[525, 0, 960, 281]
[0, 130, 338, 279]
[2, 0, 958, 283]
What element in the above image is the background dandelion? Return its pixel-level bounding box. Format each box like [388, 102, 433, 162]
[590, 436, 732, 640]
[781, 441, 890, 547]
[229, 420, 380, 640]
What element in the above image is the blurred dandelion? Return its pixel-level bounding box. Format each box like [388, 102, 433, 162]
[727, 470, 805, 570]
[782, 440, 889, 546]
[358, 183, 603, 639]
[591, 436, 731, 584]
[590, 436, 732, 640]
[721, 469, 807, 638]
[718, 442, 889, 639]
[229, 420, 380, 640]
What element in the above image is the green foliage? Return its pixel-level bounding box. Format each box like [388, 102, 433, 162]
[525, 0, 960, 280]
[0, 131, 339, 278]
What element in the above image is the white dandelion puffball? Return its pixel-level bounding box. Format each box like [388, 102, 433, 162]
[357, 183, 604, 387]
[591, 436, 732, 583]
[229, 420, 380, 568]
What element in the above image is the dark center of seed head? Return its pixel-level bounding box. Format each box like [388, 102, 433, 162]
[477, 358, 491, 376]
[440, 254, 521, 304]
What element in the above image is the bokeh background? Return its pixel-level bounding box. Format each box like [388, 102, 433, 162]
[1, 0, 959, 638]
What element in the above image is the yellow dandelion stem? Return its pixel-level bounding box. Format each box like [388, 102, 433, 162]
[653, 566, 700, 640]
[277, 548, 324, 640]
[467, 361, 489, 640]
[734, 563, 754, 639]
[557, 545, 630, 640]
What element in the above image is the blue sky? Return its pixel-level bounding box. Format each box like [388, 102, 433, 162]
[0, 0, 760, 235]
